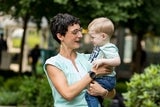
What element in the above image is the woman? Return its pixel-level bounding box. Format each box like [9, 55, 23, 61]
[43, 13, 115, 107]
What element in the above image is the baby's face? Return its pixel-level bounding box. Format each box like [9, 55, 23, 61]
[88, 31, 104, 46]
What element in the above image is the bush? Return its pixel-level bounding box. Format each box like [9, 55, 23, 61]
[17, 76, 39, 106]
[0, 75, 53, 106]
[116, 81, 127, 93]
[0, 91, 19, 105]
[123, 64, 160, 107]
[36, 77, 53, 107]
[3, 76, 22, 91]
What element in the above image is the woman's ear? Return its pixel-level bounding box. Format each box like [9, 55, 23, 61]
[57, 33, 64, 41]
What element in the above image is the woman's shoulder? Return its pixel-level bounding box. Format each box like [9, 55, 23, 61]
[46, 54, 58, 61]
[45, 54, 63, 65]
[76, 52, 90, 59]
[44, 54, 68, 71]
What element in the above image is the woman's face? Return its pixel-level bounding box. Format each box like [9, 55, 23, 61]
[62, 24, 83, 49]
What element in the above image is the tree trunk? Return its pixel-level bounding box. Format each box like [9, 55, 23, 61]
[134, 33, 143, 73]
[19, 14, 30, 73]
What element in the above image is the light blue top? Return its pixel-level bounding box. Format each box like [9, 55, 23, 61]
[44, 52, 91, 107]
[98, 43, 119, 76]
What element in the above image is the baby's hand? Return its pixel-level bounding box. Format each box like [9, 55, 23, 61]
[92, 59, 103, 69]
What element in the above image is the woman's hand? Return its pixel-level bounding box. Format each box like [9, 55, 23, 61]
[87, 81, 116, 98]
[87, 81, 108, 97]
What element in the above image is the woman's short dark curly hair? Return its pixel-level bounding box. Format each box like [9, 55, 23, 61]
[50, 13, 80, 44]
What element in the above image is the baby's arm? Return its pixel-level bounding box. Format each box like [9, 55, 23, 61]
[93, 56, 121, 69]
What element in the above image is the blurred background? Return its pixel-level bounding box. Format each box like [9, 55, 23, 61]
[0, 0, 160, 106]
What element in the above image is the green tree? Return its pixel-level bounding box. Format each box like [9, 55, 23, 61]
[123, 0, 160, 72]
[0, 0, 66, 73]
[75, 0, 160, 72]
[1, 0, 160, 73]
[85, 0, 160, 73]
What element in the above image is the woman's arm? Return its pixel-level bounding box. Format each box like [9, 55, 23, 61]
[103, 89, 116, 99]
[46, 61, 112, 101]
[46, 64, 93, 101]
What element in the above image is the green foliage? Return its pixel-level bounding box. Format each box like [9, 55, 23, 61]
[12, 31, 41, 48]
[70, 0, 143, 26]
[103, 99, 112, 106]
[0, 91, 19, 105]
[0, 76, 4, 84]
[35, 77, 53, 107]
[26, 31, 41, 48]
[116, 81, 127, 93]
[0, 76, 21, 105]
[54, 0, 68, 4]
[17, 76, 39, 105]
[1, 0, 160, 34]
[123, 64, 160, 107]
[12, 38, 21, 48]
[2, 76, 22, 91]
[0, 75, 53, 106]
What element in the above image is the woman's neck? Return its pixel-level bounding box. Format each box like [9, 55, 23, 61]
[59, 44, 76, 60]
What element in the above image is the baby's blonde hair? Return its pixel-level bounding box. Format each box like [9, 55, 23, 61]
[88, 17, 114, 38]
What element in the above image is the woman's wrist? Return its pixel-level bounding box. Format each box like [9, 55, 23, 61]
[101, 90, 108, 98]
[88, 71, 96, 80]
[104, 89, 116, 99]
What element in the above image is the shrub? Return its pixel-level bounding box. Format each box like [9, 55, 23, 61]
[0, 91, 19, 105]
[123, 64, 160, 107]
[17, 76, 53, 106]
[36, 77, 53, 107]
[3, 76, 22, 91]
[17, 76, 39, 106]
[0, 76, 4, 84]
[116, 81, 127, 93]
[0, 75, 53, 106]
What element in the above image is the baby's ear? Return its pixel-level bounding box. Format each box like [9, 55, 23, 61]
[102, 33, 107, 39]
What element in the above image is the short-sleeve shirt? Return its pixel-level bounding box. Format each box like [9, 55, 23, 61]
[99, 43, 119, 76]
[44, 52, 91, 107]
[89, 43, 119, 76]
[99, 43, 119, 59]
